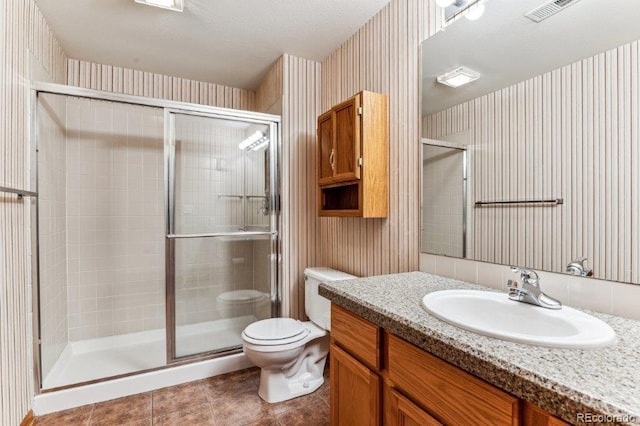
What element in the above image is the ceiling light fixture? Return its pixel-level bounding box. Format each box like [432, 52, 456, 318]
[443, 0, 487, 24]
[134, 0, 184, 12]
[464, 1, 486, 20]
[437, 67, 480, 88]
[239, 131, 269, 151]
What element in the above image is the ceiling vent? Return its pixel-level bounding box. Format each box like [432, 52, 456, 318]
[525, 0, 582, 22]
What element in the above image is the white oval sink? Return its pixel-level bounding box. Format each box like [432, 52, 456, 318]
[422, 290, 616, 349]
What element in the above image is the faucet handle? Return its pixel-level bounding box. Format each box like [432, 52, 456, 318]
[507, 279, 526, 289]
[507, 279, 522, 294]
[566, 257, 593, 276]
[510, 266, 539, 282]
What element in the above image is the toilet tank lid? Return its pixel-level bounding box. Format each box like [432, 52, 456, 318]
[304, 267, 357, 282]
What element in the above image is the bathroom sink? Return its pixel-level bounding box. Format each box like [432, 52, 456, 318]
[422, 290, 616, 349]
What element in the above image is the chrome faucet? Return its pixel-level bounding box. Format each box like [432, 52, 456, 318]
[507, 267, 562, 310]
[566, 257, 593, 277]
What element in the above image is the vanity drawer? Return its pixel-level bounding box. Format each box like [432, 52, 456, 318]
[387, 334, 520, 426]
[331, 304, 381, 370]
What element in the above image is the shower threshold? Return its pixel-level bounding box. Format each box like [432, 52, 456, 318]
[43, 315, 256, 389]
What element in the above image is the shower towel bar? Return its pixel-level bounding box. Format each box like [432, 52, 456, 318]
[167, 230, 277, 239]
[218, 194, 267, 199]
[0, 186, 38, 199]
[475, 198, 563, 206]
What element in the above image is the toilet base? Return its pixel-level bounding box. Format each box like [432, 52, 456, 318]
[255, 332, 329, 403]
[243, 322, 329, 404]
[258, 369, 325, 403]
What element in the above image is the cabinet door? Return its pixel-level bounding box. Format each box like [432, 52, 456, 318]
[330, 343, 380, 426]
[523, 402, 569, 425]
[318, 110, 335, 185]
[333, 95, 361, 182]
[385, 387, 443, 426]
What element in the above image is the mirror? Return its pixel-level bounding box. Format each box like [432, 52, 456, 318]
[420, 0, 640, 284]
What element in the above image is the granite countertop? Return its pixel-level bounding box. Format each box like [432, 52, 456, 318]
[319, 271, 640, 426]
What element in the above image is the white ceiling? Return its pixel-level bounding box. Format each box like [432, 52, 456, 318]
[422, 0, 640, 115]
[35, 0, 392, 89]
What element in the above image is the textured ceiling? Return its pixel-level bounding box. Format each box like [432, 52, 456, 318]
[35, 0, 392, 89]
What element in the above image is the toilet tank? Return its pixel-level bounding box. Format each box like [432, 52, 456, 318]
[304, 267, 356, 331]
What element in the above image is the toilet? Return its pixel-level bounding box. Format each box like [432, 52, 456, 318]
[241, 267, 356, 403]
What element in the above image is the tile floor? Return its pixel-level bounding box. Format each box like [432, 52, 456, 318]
[35, 367, 330, 425]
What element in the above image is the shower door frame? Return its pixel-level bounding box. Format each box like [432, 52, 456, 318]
[30, 82, 281, 393]
[420, 139, 469, 258]
[164, 108, 280, 363]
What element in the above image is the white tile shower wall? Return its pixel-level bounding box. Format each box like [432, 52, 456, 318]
[65, 98, 165, 340]
[37, 94, 68, 380]
[173, 118, 268, 234]
[422, 146, 464, 256]
[419, 253, 640, 320]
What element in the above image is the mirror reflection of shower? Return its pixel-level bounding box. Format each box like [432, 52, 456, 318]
[421, 139, 469, 258]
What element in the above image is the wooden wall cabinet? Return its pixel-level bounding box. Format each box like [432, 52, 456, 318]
[317, 91, 388, 218]
[329, 304, 570, 426]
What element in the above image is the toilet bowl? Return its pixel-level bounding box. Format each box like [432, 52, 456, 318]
[241, 267, 356, 403]
[216, 289, 270, 320]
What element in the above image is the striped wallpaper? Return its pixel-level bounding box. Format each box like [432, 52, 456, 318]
[67, 59, 255, 111]
[318, 0, 442, 277]
[1, 0, 67, 424]
[255, 57, 284, 116]
[424, 40, 640, 285]
[280, 55, 322, 319]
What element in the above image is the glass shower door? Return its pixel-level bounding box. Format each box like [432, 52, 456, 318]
[165, 110, 278, 360]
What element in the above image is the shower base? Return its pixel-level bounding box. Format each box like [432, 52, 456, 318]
[43, 315, 256, 389]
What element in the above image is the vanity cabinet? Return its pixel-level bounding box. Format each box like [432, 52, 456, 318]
[317, 91, 388, 218]
[329, 304, 570, 426]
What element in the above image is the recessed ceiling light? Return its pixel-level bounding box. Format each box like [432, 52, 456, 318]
[134, 0, 184, 12]
[437, 67, 480, 88]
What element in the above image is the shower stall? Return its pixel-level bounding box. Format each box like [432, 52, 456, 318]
[32, 83, 280, 391]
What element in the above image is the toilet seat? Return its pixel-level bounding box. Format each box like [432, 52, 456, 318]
[242, 318, 310, 346]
